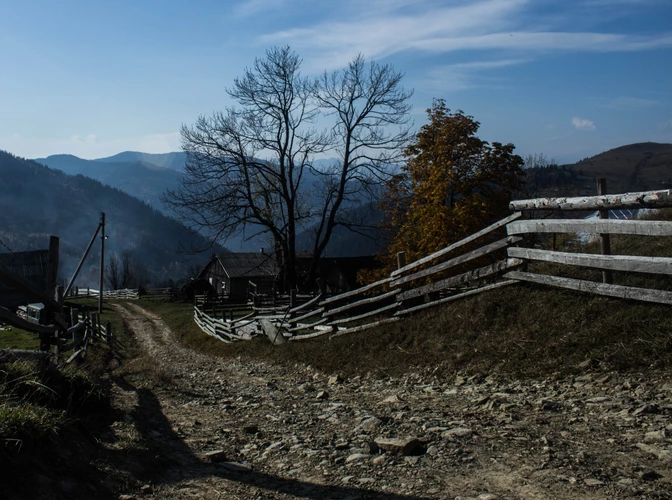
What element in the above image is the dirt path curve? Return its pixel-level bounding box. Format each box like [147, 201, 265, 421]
[110, 303, 672, 500]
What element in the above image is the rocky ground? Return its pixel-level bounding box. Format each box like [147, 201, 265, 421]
[106, 303, 672, 499]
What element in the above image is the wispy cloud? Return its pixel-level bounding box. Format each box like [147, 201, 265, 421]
[257, 0, 672, 70]
[598, 96, 660, 110]
[427, 59, 529, 92]
[572, 117, 596, 131]
[231, 0, 286, 19]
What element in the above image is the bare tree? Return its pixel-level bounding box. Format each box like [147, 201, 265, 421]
[105, 252, 120, 290]
[308, 55, 413, 282]
[164, 47, 412, 289]
[121, 251, 135, 288]
[164, 46, 328, 288]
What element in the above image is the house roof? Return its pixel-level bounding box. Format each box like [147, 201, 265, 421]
[215, 252, 279, 279]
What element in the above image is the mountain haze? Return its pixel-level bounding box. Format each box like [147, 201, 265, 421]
[0, 150, 217, 287]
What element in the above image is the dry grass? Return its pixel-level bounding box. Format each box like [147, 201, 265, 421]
[140, 210, 672, 381]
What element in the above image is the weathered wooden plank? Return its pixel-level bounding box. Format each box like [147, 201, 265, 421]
[504, 271, 672, 305]
[396, 281, 518, 316]
[292, 307, 325, 323]
[507, 219, 672, 237]
[330, 302, 400, 326]
[259, 318, 286, 345]
[289, 326, 336, 340]
[398, 258, 524, 301]
[392, 236, 522, 287]
[320, 277, 395, 306]
[392, 212, 522, 277]
[510, 189, 672, 212]
[289, 293, 323, 313]
[325, 289, 399, 317]
[287, 317, 330, 333]
[508, 247, 672, 275]
[330, 317, 400, 338]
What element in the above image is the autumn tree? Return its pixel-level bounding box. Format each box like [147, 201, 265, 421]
[382, 99, 525, 268]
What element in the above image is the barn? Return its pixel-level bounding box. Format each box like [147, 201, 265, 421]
[197, 252, 279, 300]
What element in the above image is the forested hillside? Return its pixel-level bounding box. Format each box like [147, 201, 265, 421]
[0, 150, 217, 287]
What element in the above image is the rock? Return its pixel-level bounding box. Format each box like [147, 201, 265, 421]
[405, 456, 420, 465]
[380, 394, 403, 404]
[358, 478, 375, 484]
[372, 456, 387, 466]
[636, 442, 672, 462]
[362, 441, 380, 454]
[442, 427, 474, 440]
[584, 478, 604, 486]
[454, 376, 466, 387]
[119, 496, 135, 500]
[328, 374, 343, 385]
[204, 449, 227, 462]
[644, 430, 667, 442]
[375, 437, 426, 456]
[316, 390, 329, 400]
[426, 445, 440, 456]
[140, 484, 153, 494]
[346, 453, 371, 464]
[220, 462, 253, 473]
[538, 399, 562, 411]
[633, 403, 659, 416]
[359, 416, 384, 432]
[478, 494, 499, 500]
[639, 470, 663, 481]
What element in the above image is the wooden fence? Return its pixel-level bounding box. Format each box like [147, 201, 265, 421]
[193, 187, 672, 344]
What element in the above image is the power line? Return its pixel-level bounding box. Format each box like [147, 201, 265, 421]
[0, 237, 13, 253]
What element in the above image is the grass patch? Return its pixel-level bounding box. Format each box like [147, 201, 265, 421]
[0, 325, 40, 350]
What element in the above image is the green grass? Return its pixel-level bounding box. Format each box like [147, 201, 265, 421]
[0, 325, 40, 350]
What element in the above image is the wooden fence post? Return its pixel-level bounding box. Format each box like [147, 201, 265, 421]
[397, 251, 406, 270]
[597, 178, 613, 284]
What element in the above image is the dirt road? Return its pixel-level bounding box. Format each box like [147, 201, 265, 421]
[109, 303, 672, 499]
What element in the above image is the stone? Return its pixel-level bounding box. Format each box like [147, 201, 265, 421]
[372, 456, 387, 466]
[359, 416, 384, 432]
[316, 390, 329, 400]
[644, 430, 667, 442]
[140, 484, 153, 494]
[478, 494, 499, 500]
[346, 453, 371, 464]
[380, 394, 403, 404]
[362, 441, 380, 454]
[374, 437, 426, 456]
[204, 449, 227, 462]
[633, 403, 659, 416]
[328, 374, 343, 385]
[426, 445, 440, 456]
[442, 427, 474, 440]
[584, 478, 604, 486]
[639, 470, 663, 481]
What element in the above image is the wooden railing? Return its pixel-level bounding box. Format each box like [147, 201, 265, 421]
[192, 187, 672, 344]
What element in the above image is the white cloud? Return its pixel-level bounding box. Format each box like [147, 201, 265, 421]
[572, 117, 596, 131]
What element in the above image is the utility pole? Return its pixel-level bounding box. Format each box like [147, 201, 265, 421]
[99, 212, 105, 314]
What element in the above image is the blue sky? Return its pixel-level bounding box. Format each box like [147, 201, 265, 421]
[1, 0, 670, 164]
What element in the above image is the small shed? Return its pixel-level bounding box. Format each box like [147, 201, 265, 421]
[197, 252, 279, 300]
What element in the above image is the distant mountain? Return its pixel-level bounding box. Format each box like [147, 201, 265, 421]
[96, 151, 187, 171]
[569, 142, 672, 194]
[0, 150, 220, 287]
[35, 154, 181, 212]
[525, 142, 672, 197]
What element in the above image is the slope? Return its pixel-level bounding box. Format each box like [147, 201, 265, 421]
[0, 150, 216, 287]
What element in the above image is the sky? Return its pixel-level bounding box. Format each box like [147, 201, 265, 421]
[1, 0, 671, 165]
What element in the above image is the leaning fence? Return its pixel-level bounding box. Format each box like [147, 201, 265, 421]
[193, 186, 672, 344]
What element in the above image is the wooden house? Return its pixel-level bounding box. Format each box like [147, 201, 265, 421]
[197, 252, 279, 300]
[0, 236, 59, 310]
